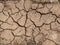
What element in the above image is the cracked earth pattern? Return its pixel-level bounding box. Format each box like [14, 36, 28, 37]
[0, 0, 60, 45]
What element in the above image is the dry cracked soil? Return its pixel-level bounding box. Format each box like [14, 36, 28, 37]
[0, 0, 60, 45]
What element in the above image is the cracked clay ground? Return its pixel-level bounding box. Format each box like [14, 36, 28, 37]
[0, 0, 60, 45]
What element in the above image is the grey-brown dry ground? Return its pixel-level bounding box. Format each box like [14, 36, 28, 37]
[0, 0, 60, 45]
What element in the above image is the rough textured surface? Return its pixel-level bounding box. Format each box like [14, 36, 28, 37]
[0, 0, 60, 45]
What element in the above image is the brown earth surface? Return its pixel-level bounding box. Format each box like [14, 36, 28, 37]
[0, 0, 60, 45]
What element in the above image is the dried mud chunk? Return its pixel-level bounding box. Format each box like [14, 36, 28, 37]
[1, 22, 18, 30]
[31, 3, 38, 9]
[0, 30, 14, 44]
[24, 0, 32, 11]
[6, 17, 14, 24]
[13, 27, 25, 36]
[46, 31, 60, 45]
[6, 1, 19, 14]
[26, 25, 35, 36]
[46, 4, 53, 10]
[50, 4, 60, 17]
[36, 5, 49, 13]
[35, 34, 45, 43]
[11, 12, 22, 21]
[19, 41, 27, 45]
[0, 13, 8, 21]
[37, 4, 44, 9]
[33, 27, 40, 37]
[42, 40, 56, 45]
[17, 10, 26, 26]
[16, 0, 24, 10]
[3, 9, 10, 16]
[40, 24, 50, 35]
[0, 3, 4, 12]
[40, 24, 50, 30]
[12, 37, 25, 45]
[41, 14, 56, 24]
[1, 17, 18, 30]
[18, 14, 26, 26]
[28, 10, 43, 26]
[51, 22, 60, 31]
[20, 10, 27, 15]
[3, 7, 12, 15]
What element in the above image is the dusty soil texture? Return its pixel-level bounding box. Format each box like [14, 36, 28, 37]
[0, 0, 60, 45]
